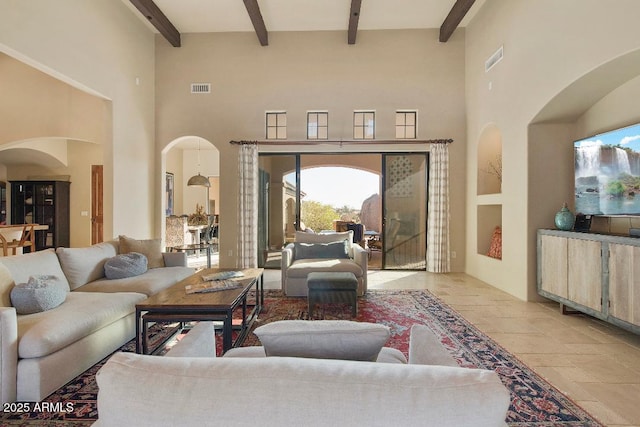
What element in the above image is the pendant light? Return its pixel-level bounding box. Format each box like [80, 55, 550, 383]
[187, 139, 211, 187]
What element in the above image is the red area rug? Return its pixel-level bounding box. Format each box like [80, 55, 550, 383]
[0, 289, 604, 426]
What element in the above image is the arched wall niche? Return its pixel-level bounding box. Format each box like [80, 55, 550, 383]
[477, 123, 502, 196]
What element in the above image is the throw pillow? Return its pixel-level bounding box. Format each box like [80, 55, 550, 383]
[10, 275, 68, 315]
[104, 252, 148, 279]
[118, 235, 164, 268]
[294, 241, 349, 259]
[56, 241, 118, 289]
[254, 320, 390, 361]
[0, 263, 14, 307]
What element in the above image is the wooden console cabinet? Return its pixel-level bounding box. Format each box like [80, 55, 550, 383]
[538, 229, 640, 335]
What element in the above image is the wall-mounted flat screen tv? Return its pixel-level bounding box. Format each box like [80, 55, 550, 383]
[575, 122, 640, 215]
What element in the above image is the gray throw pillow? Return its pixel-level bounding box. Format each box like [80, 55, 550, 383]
[104, 252, 148, 279]
[294, 241, 349, 259]
[254, 320, 390, 361]
[10, 275, 68, 315]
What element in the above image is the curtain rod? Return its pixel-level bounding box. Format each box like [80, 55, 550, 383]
[229, 139, 452, 146]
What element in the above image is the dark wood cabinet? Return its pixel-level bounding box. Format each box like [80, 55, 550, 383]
[10, 181, 70, 250]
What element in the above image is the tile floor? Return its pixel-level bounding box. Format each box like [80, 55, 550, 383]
[261, 269, 640, 427]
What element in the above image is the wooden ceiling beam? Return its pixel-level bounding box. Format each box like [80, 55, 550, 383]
[129, 0, 181, 47]
[243, 0, 269, 46]
[348, 0, 362, 45]
[439, 0, 475, 42]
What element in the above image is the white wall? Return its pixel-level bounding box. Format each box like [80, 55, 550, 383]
[465, 0, 640, 300]
[155, 29, 467, 268]
[0, 0, 156, 241]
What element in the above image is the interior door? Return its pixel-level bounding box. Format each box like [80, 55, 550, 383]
[382, 154, 427, 270]
[91, 165, 104, 244]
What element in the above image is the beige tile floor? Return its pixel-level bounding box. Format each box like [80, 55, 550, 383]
[262, 269, 640, 427]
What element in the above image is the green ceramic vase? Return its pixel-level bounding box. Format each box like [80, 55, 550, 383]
[555, 203, 575, 231]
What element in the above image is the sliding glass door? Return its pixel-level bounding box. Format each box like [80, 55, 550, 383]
[382, 154, 428, 269]
[257, 152, 428, 270]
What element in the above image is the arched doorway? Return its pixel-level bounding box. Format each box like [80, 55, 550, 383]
[162, 136, 220, 267]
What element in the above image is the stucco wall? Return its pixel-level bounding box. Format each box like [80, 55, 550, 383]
[155, 29, 467, 268]
[0, 0, 156, 241]
[465, 0, 640, 300]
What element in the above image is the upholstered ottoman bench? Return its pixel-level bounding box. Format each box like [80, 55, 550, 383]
[307, 272, 358, 318]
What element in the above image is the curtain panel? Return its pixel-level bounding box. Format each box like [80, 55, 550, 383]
[237, 143, 259, 268]
[427, 143, 451, 273]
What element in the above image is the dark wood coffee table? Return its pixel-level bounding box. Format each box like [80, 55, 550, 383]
[135, 267, 264, 355]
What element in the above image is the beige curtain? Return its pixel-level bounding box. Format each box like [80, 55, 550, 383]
[237, 143, 258, 268]
[427, 143, 450, 273]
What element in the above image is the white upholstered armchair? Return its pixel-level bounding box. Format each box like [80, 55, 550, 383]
[281, 231, 368, 297]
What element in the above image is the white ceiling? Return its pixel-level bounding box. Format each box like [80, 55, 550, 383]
[125, 0, 485, 35]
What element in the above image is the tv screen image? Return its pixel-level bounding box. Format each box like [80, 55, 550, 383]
[575, 122, 640, 215]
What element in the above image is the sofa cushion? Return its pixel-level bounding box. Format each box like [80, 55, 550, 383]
[104, 253, 148, 280]
[56, 242, 118, 290]
[75, 266, 194, 296]
[95, 353, 511, 427]
[254, 320, 390, 362]
[119, 236, 164, 269]
[286, 258, 363, 278]
[0, 263, 14, 307]
[224, 345, 407, 364]
[10, 275, 68, 315]
[16, 291, 145, 359]
[294, 231, 353, 252]
[294, 241, 349, 260]
[0, 249, 70, 292]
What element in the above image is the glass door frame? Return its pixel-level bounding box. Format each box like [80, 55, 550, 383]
[381, 153, 429, 270]
[258, 151, 429, 270]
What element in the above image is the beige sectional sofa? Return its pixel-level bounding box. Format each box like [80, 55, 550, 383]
[282, 231, 368, 296]
[0, 239, 194, 403]
[94, 322, 511, 427]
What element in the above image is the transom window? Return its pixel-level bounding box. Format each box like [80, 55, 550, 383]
[395, 111, 417, 139]
[307, 112, 328, 140]
[266, 112, 287, 140]
[353, 111, 375, 139]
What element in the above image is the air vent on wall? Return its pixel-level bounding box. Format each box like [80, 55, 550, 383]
[191, 83, 211, 94]
[485, 46, 504, 72]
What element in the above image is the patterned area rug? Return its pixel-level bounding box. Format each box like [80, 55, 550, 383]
[1, 290, 604, 426]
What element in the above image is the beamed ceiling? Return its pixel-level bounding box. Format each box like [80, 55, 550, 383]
[126, 0, 485, 47]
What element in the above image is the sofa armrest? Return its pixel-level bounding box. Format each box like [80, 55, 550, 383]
[408, 324, 458, 366]
[165, 322, 216, 358]
[351, 243, 368, 289]
[281, 244, 294, 289]
[162, 251, 188, 267]
[0, 307, 18, 404]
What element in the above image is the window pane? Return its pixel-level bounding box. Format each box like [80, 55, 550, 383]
[318, 127, 328, 139]
[406, 113, 416, 126]
[279, 113, 287, 126]
[354, 113, 364, 126]
[406, 125, 416, 139]
[396, 127, 405, 139]
[396, 113, 405, 126]
[277, 127, 287, 139]
[354, 127, 364, 139]
[308, 124, 318, 139]
[318, 113, 328, 126]
[267, 113, 278, 126]
[267, 127, 277, 139]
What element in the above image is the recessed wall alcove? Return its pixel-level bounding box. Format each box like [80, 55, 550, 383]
[476, 124, 502, 258]
[477, 124, 502, 196]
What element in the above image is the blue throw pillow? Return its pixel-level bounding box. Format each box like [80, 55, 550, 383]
[104, 252, 148, 279]
[10, 275, 68, 315]
[294, 241, 349, 259]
